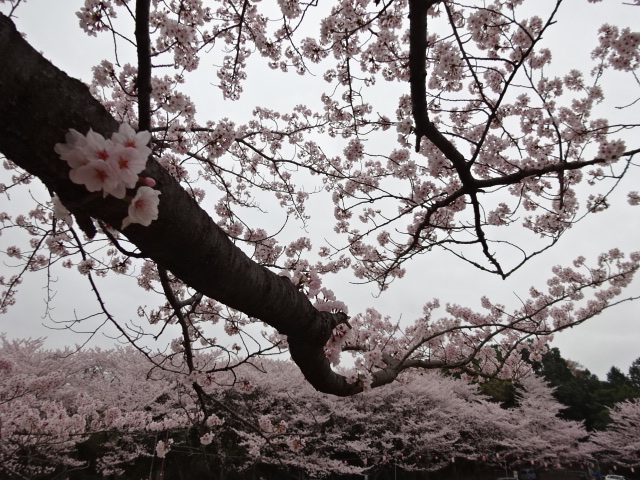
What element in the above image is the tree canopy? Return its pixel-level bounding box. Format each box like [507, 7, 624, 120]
[0, 0, 639, 399]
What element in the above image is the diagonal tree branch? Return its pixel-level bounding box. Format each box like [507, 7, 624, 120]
[0, 12, 359, 396]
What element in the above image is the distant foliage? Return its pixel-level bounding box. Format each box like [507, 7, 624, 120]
[533, 347, 640, 430]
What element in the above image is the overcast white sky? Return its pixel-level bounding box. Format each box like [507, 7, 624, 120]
[1, 0, 639, 380]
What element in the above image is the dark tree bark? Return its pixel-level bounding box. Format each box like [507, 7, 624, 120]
[0, 13, 363, 396]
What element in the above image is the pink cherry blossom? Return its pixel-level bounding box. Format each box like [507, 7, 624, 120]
[53, 128, 89, 169]
[51, 195, 73, 226]
[83, 129, 115, 162]
[56, 124, 153, 200]
[70, 158, 123, 197]
[121, 186, 161, 229]
[111, 123, 151, 153]
[107, 144, 147, 189]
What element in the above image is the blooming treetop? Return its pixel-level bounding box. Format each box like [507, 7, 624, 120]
[0, 338, 595, 478]
[586, 398, 640, 467]
[0, 336, 193, 477]
[0, 0, 638, 397]
[505, 375, 585, 463]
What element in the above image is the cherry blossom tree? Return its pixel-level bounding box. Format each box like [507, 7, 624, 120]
[0, 337, 598, 478]
[505, 375, 587, 466]
[0, 335, 196, 478]
[586, 398, 640, 468]
[185, 361, 591, 478]
[0, 338, 88, 478]
[0, 0, 639, 398]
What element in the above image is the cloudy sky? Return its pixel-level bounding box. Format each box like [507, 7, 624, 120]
[1, 0, 639, 380]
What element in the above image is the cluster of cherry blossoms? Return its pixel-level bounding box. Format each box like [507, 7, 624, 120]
[155, 439, 173, 459]
[54, 123, 161, 229]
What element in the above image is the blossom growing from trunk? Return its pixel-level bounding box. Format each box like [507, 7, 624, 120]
[70, 158, 123, 197]
[108, 144, 148, 190]
[121, 186, 161, 229]
[55, 124, 161, 229]
[55, 124, 152, 198]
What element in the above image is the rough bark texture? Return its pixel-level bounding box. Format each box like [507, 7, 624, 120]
[0, 13, 361, 396]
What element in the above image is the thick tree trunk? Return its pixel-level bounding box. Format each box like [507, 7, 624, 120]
[0, 13, 359, 396]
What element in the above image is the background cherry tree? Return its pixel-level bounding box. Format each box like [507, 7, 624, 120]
[586, 398, 640, 468]
[0, 336, 195, 477]
[0, 0, 639, 399]
[0, 338, 594, 479]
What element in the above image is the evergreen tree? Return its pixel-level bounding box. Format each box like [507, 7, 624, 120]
[628, 358, 640, 390]
[533, 347, 640, 431]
